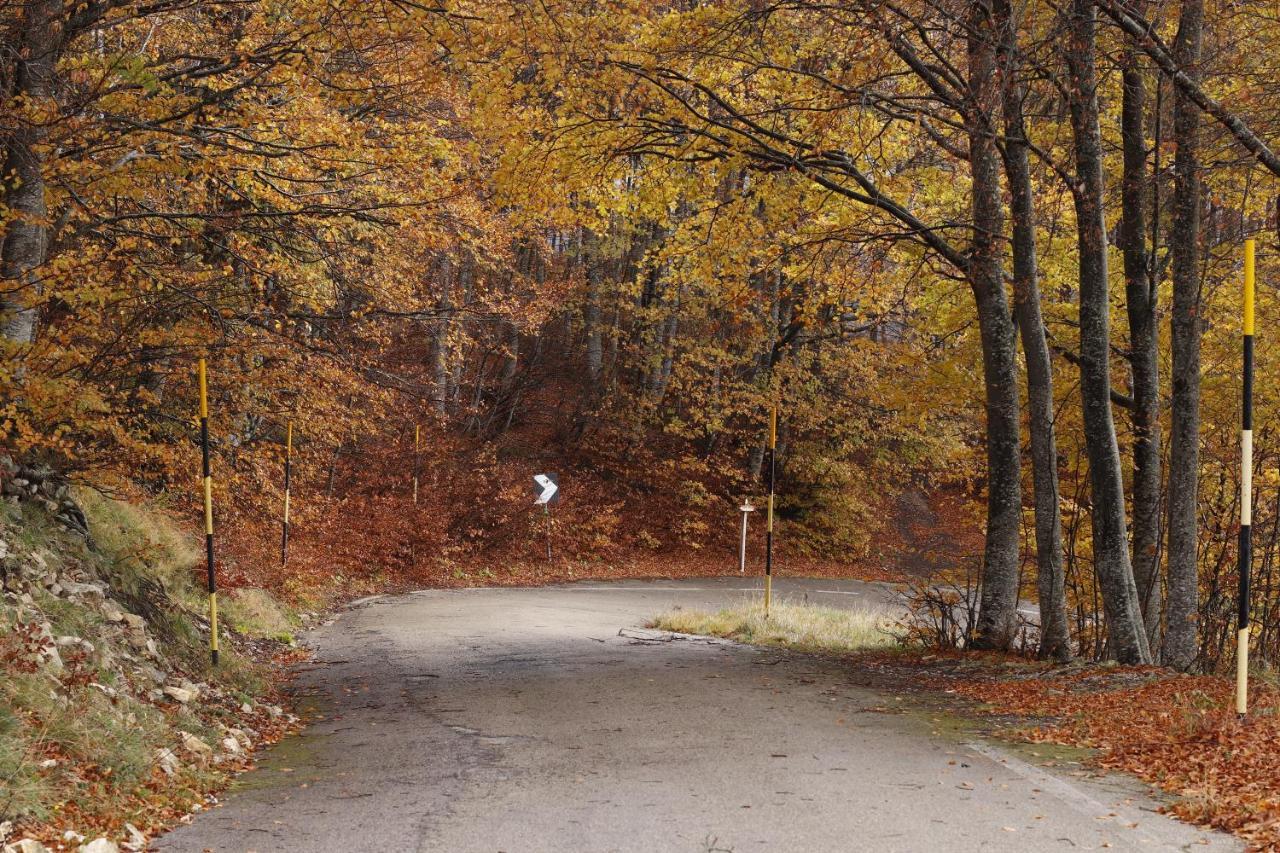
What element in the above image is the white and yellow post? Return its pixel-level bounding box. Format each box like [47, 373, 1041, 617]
[413, 424, 420, 505]
[198, 359, 218, 666]
[281, 421, 292, 567]
[1237, 240, 1256, 716]
[764, 406, 777, 618]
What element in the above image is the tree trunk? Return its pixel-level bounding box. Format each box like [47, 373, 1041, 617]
[585, 262, 603, 384]
[967, 0, 1023, 651]
[430, 255, 453, 416]
[1065, 0, 1152, 664]
[1164, 0, 1205, 671]
[994, 0, 1071, 661]
[1, 0, 61, 347]
[1120, 47, 1164, 649]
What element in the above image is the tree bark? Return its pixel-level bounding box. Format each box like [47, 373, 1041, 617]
[1163, 0, 1205, 671]
[585, 261, 603, 384]
[1064, 0, 1152, 664]
[967, 0, 1023, 651]
[1, 0, 62, 347]
[1119, 47, 1164, 649]
[994, 0, 1071, 661]
[430, 255, 453, 416]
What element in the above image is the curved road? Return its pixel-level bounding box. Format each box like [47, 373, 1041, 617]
[157, 578, 1237, 852]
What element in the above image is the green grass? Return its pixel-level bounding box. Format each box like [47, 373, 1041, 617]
[649, 600, 899, 654]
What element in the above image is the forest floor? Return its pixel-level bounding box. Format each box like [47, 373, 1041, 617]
[904, 653, 1280, 850]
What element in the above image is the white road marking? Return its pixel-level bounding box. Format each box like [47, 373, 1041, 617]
[963, 740, 1180, 850]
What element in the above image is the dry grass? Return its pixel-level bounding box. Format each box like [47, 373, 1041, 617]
[650, 599, 899, 653]
[222, 587, 296, 641]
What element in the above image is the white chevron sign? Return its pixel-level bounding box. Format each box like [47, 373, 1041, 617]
[534, 473, 560, 506]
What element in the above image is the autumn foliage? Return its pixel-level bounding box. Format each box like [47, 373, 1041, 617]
[2, 0, 1280, 672]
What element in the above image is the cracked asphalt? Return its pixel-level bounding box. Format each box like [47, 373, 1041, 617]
[155, 578, 1240, 853]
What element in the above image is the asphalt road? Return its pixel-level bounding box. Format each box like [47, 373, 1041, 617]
[156, 578, 1239, 853]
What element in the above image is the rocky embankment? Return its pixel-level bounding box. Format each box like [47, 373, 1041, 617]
[1, 459, 298, 852]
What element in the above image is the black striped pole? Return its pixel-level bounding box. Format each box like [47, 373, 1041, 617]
[1237, 239, 1255, 716]
[198, 359, 219, 666]
[281, 421, 292, 567]
[413, 424, 420, 505]
[765, 405, 777, 617]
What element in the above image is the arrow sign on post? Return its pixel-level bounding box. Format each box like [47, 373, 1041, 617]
[534, 473, 560, 506]
[533, 473, 559, 562]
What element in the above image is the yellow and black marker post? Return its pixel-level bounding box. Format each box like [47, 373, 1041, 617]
[413, 424, 420, 505]
[281, 421, 292, 567]
[765, 405, 777, 618]
[1237, 239, 1256, 716]
[198, 359, 219, 666]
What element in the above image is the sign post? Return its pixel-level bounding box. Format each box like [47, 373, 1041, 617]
[281, 421, 292, 567]
[413, 424, 421, 505]
[1238, 239, 1256, 717]
[765, 406, 777, 618]
[738, 502, 756, 574]
[534, 473, 560, 562]
[197, 359, 218, 666]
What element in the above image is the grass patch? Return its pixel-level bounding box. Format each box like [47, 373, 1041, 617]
[222, 588, 296, 642]
[1, 487, 289, 828]
[650, 600, 898, 654]
[76, 488, 202, 607]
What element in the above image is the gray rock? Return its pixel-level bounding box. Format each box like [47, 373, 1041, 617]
[57, 502, 90, 537]
[163, 686, 195, 704]
[226, 727, 253, 750]
[39, 646, 63, 672]
[78, 839, 118, 853]
[4, 839, 51, 853]
[121, 825, 146, 852]
[155, 747, 181, 776]
[179, 731, 213, 765]
[60, 581, 105, 600]
[138, 665, 167, 685]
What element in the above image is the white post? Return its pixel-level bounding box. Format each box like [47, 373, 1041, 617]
[739, 502, 756, 574]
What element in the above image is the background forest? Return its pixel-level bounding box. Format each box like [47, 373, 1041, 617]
[2, 0, 1279, 673]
